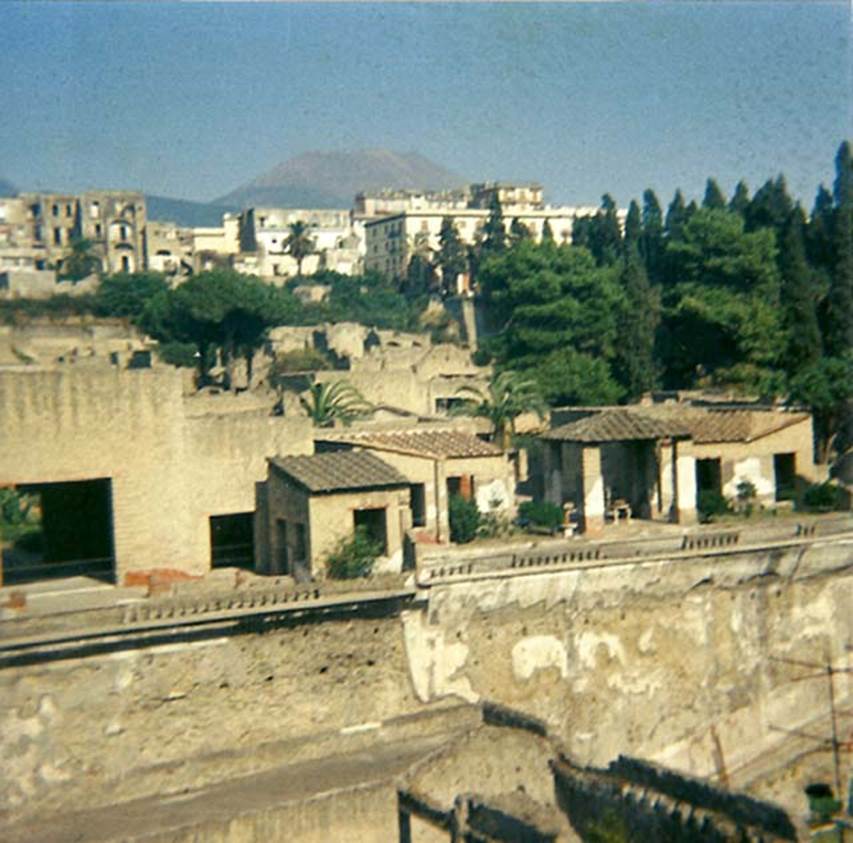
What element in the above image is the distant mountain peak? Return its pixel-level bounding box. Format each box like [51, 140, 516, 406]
[215, 148, 465, 209]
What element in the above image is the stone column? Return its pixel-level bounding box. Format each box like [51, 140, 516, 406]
[659, 440, 677, 521]
[675, 441, 698, 524]
[580, 445, 605, 535]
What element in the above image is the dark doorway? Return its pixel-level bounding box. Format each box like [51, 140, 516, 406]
[773, 453, 796, 501]
[409, 484, 426, 528]
[696, 458, 722, 496]
[209, 513, 254, 569]
[354, 507, 387, 554]
[447, 475, 474, 501]
[3, 478, 115, 585]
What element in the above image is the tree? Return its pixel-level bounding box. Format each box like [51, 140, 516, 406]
[448, 494, 480, 544]
[535, 348, 625, 406]
[779, 206, 822, 373]
[284, 220, 314, 277]
[404, 230, 435, 297]
[299, 380, 373, 427]
[703, 178, 727, 210]
[745, 175, 793, 233]
[437, 216, 467, 295]
[454, 370, 547, 449]
[623, 200, 642, 254]
[729, 180, 750, 217]
[824, 140, 853, 358]
[509, 217, 532, 246]
[60, 237, 101, 281]
[541, 218, 555, 244]
[588, 194, 622, 265]
[481, 193, 506, 256]
[661, 208, 784, 390]
[94, 272, 169, 319]
[640, 189, 664, 282]
[141, 270, 291, 389]
[788, 354, 852, 463]
[615, 248, 659, 399]
[665, 190, 688, 241]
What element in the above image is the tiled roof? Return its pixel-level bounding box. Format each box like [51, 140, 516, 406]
[543, 410, 692, 443]
[315, 428, 504, 459]
[653, 408, 811, 444]
[270, 451, 409, 493]
[544, 406, 811, 445]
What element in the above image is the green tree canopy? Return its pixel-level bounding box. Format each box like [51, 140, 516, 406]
[95, 272, 170, 319]
[60, 238, 102, 282]
[284, 220, 315, 277]
[703, 178, 727, 210]
[299, 380, 373, 427]
[437, 216, 467, 295]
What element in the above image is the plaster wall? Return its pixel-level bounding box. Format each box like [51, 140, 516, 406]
[0, 368, 311, 581]
[403, 536, 853, 781]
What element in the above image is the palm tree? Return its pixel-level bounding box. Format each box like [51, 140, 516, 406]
[454, 371, 547, 450]
[284, 221, 314, 278]
[300, 380, 374, 427]
[60, 237, 102, 281]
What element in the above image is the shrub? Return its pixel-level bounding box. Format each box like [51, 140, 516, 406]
[802, 481, 846, 512]
[697, 490, 731, 522]
[449, 494, 480, 543]
[325, 526, 381, 579]
[156, 341, 198, 368]
[518, 500, 564, 531]
[271, 348, 333, 374]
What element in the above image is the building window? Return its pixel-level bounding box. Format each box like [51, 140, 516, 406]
[773, 453, 796, 502]
[65, 204, 73, 217]
[121, 255, 130, 272]
[94, 223, 102, 237]
[119, 225, 128, 240]
[53, 227, 62, 246]
[52, 204, 59, 217]
[90, 201, 100, 219]
[410, 484, 426, 528]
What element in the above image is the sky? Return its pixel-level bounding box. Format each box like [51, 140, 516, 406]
[0, 1, 850, 208]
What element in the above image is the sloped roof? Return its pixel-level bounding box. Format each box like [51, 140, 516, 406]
[270, 451, 409, 493]
[544, 406, 811, 445]
[316, 428, 504, 459]
[543, 410, 691, 443]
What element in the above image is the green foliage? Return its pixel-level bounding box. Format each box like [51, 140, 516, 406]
[321, 271, 420, 331]
[0, 489, 33, 526]
[802, 482, 846, 512]
[0, 293, 98, 324]
[788, 354, 853, 462]
[703, 178, 727, 210]
[534, 348, 625, 406]
[454, 370, 547, 448]
[585, 810, 631, 843]
[95, 272, 170, 319]
[155, 341, 198, 368]
[299, 380, 373, 427]
[478, 240, 627, 402]
[271, 348, 333, 374]
[284, 220, 315, 277]
[518, 500, 563, 531]
[325, 526, 380, 579]
[697, 490, 732, 522]
[0, 489, 41, 545]
[449, 494, 480, 544]
[59, 237, 102, 282]
[481, 193, 506, 256]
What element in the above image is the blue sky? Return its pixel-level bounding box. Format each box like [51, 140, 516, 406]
[0, 1, 850, 207]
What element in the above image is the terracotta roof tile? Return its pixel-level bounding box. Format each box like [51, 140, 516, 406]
[270, 451, 409, 493]
[543, 410, 691, 443]
[316, 429, 503, 459]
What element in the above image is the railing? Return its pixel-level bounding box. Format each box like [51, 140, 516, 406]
[417, 515, 853, 585]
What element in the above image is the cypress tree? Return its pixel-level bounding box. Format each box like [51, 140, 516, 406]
[807, 185, 835, 272]
[745, 175, 793, 233]
[616, 247, 659, 399]
[623, 200, 641, 254]
[509, 217, 532, 246]
[665, 190, 688, 240]
[481, 193, 506, 255]
[589, 193, 622, 265]
[703, 178, 727, 210]
[824, 141, 853, 357]
[641, 189, 664, 283]
[541, 217, 555, 244]
[779, 206, 822, 373]
[729, 180, 750, 217]
[437, 216, 467, 296]
[571, 215, 593, 250]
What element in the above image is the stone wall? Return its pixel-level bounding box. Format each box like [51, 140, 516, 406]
[0, 610, 430, 824]
[0, 367, 312, 582]
[1, 528, 850, 834]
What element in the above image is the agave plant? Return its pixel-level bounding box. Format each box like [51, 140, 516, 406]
[454, 370, 547, 449]
[300, 380, 374, 427]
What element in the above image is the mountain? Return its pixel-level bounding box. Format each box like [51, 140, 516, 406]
[214, 149, 464, 209]
[145, 195, 237, 228]
[0, 178, 17, 197]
